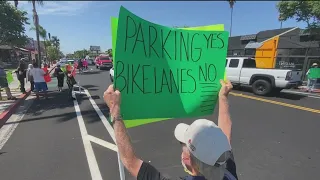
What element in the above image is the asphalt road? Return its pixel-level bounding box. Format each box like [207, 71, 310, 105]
[0, 67, 319, 180]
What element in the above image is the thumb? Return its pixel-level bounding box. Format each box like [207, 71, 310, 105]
[220, 79, 225, 86]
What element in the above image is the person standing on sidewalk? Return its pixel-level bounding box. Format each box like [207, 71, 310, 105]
[15, 60, 26, 93]
[30, 63, 48, 100]
[306, 63, 319, 92]
[26, 64, 35, 92]
[0, 62, 17, 100]
[54, 64, 65, 92]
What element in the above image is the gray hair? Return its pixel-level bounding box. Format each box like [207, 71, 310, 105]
[190, 151, 236, 180]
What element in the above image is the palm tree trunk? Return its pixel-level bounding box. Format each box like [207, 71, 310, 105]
[230, 7, 233, 37]
[44, 41, 48, 64]
[280, 21, 283, 29]
[33, 1, 42, 67]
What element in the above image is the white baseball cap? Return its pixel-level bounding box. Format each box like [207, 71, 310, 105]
[174, 119, 231, 166]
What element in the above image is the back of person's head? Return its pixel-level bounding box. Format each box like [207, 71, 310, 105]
[174, 119, 232, 180]
[19, 60, 26, 69]
[33, 63, 38, 68]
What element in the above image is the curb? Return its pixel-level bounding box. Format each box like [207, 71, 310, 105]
[0, 89, 31, 128]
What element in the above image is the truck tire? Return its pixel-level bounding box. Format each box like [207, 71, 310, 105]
[252, 79, 272, 96]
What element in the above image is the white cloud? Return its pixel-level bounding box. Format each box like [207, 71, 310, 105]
[11, 1, 91, 16]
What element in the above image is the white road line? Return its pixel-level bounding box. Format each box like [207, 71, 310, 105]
[87, 135, 118, 152]
[73, 99, 103, 180]
[282, 90, 320, 99]
[84, 89, 126, 180]
[0, 96, 34, 150]
[84, 89, 116, 141]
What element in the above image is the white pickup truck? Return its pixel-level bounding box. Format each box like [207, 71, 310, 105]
[226, 57, 302, 96]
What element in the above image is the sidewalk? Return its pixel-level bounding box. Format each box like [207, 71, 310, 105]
[297, 86, 320, 93]
[0, 65, 56, 127]
[0, 73, 32, 127]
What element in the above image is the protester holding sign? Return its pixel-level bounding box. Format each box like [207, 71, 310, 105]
[306, 63, 319, 92]
[0, 62, 17, 100]
[65, 64, 77, 100]
[30, 63, 48, 100]
[103, 80, 238, 180]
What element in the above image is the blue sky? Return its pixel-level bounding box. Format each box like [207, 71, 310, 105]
[13, 1, 306, 55]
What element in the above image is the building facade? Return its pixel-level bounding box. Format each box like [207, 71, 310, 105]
[228, 27, 320, 80]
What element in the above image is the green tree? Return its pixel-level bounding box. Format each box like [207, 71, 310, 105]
[30, 24, 49, 61]
[0, 1, 29, 47]
[47, 46, 59, 61]
[227, 0, 236, 37]
[277, 1, 320, 31]
[106, 48, 112, 57]
[51, 36, 60, 49]
[73, 49, 88, 58]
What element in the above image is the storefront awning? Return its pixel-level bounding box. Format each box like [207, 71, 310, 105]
[245, 42, 263, 49]
[14, 47, 30, 52]
[0, 45, 12, 50]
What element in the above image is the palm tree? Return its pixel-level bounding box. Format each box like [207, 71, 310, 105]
[106, 48, 112, 57]
[15, 0, 44, 67]
[227, 0, 236, 37]
[51, 36, 60, 50]
[30, 25, 49, 62]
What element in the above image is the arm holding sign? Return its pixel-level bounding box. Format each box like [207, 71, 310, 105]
[103, 85, 143, 177]
[218, 80, 233, 144]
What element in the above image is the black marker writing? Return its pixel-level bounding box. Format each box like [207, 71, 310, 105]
[123, 15, 226, 62]
[115, 62, 213, 94]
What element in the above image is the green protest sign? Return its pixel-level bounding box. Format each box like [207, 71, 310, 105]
[115, 6, 229, 120]
[111, 17, 118, 63]
[309, 68, 320, 79]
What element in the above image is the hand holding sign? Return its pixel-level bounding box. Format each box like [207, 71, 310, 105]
[219, 80, 233, 97]
[103, 84, 121, 119]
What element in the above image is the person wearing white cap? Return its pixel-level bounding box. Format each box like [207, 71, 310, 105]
[103, 80, 237, 180]
[306, 63, 318, 92]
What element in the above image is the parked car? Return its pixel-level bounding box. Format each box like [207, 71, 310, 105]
[226, 57, 302, 96]
[110, 67, 114, 82]
[58, 59, 68, 66]
[95, 55, 113, 70]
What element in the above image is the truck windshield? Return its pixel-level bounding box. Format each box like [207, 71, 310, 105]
[100, 57, 110, 60]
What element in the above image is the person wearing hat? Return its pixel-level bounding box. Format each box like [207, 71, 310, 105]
[103, 80, 238, 180]
[306, 63, 319, 92]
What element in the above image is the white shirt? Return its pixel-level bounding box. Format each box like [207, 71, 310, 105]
[30, 68, 45, 82]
